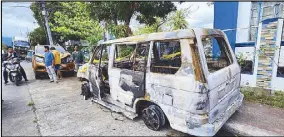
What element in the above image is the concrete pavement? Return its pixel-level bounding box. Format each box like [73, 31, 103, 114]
[224, 101, 284, 136]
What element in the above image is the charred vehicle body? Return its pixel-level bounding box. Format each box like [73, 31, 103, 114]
[80, 29, 244, 136]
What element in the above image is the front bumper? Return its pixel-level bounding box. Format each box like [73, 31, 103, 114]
[184, 93, 244, 136]
[33, 62, 75, 73]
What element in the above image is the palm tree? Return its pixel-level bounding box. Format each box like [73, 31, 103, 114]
[169, 10, 189, 30]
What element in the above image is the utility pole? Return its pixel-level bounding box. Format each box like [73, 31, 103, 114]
[41, 1, 54, 46]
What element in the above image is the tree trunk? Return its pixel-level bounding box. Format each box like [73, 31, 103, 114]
[125, 17, 133, 37]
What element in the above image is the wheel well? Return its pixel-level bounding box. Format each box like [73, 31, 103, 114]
[136, 100, 169, 123]
[136, 100, 155, 115]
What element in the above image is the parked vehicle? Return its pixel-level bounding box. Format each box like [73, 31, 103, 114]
[3, 58, 23, 86]
[25, 50, 34, 62]
[32, 45, 75, 79]
[80, 29, 244, 136]
[12, 36, 30, 60]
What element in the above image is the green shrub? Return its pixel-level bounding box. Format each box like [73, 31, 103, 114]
[241, 87, 284, 108]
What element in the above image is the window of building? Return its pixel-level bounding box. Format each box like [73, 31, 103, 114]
[150, 40, 181, 74]
[249, 2, 284, 41]
[249, 2, 259, 41]
[202, 36, 233, 73]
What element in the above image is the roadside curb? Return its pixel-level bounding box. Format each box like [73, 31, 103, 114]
[223, 121, 282, 136]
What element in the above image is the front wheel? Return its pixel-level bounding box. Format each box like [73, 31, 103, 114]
[142, 105, 166, 131]
[15, 76, 19, 86]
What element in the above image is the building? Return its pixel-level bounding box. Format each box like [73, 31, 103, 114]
[214, 2, 284, 91]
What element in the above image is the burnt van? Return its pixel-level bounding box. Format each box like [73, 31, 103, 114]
[80, 29, 244, 136]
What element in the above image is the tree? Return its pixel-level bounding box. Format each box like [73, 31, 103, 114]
[89, 2, 176, 37]
[167, 9, 189, 30]
[30, 2, 103, 45]
[29, 27, 47, 47]
[134, 17, 166, 35]
[166, 5, 199, 30]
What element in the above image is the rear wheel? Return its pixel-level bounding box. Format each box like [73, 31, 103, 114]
[142, 105, 166, 131]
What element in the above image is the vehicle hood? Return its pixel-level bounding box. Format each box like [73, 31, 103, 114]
[35, 52, 71, 58]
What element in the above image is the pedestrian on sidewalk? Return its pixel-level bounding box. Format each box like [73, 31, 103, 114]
[72, 45, 84, 73]
[50, 47, 62, 80]
[44, 46, 58, 83]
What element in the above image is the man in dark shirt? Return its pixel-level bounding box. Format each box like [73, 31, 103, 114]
[72, 46, 84, 72]
[2, 47, 28, 84]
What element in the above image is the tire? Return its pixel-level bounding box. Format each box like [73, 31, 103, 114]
[81, 83, 92, 100]
[15, 77, 19, 86]
[142, 105, 166, 131]
[9, 74, 15, 82]
[35, 73, 40, 79]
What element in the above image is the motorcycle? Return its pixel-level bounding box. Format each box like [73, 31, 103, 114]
[3, 58, 22, 86]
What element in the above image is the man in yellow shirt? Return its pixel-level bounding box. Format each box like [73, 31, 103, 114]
[50, 47, 62, 80]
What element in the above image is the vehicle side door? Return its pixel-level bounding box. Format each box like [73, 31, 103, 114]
[108, 43, 149, 106]
[88, 45, 103, 97]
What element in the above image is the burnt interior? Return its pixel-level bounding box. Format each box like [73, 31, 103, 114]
[202, 36, 233, 73]
[113, 43, 149, 72]
[150, 41, 181, 74]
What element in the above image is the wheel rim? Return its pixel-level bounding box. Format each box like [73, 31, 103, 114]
[142, 108, 160, 130]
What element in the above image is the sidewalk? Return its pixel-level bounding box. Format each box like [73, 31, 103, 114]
[224, 101, 284, 136]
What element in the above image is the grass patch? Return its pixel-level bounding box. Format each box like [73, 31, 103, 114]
[28, 101, 35, 107]
[241, 87, 284, 108]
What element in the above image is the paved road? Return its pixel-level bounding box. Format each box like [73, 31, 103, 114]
[2, 62, 234, 136]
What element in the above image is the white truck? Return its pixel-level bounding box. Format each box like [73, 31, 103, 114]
[12, 36, 30, 60]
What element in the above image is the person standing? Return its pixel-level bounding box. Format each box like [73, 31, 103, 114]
[50, 47, 62, 80]
[44, 46, 58, 83]
[72, 46, 84, 72]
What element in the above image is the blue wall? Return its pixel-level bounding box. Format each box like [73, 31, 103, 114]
[213, 2, 239, 54]
[2, 36, 12, 47]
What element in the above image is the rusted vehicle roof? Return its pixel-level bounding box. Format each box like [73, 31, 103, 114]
[101, 28, 224, 45]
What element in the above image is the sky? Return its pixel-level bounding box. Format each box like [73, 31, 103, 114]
[1, 2, 214, 37]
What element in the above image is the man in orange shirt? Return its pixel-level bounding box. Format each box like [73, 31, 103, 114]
[50, 47, 62, 80]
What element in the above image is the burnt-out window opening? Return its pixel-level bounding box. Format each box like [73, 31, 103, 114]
[133, 43, 150, 72]
[100, 46, 110, 82]
[202, 36, 233, 73]
[100, 46, 109, 63]
[113, 44, 136, 70]
[91, 46, 103, 64]
[150, 40, 181, 74]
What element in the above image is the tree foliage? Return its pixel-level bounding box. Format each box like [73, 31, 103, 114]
[30, 2, 103, 45]
[89, 2, 176, 37]
[29, 27, 47, 47]
[134, 17, 165, 35]
[166, 8, 191, 30]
